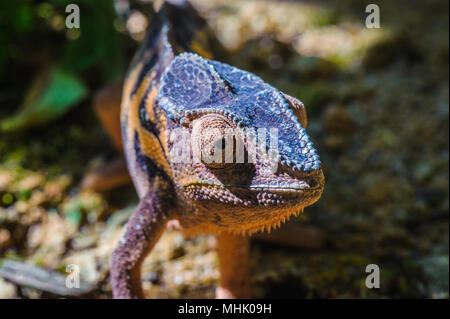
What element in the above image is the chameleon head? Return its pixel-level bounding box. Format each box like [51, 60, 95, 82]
[157, 53, 324, 235]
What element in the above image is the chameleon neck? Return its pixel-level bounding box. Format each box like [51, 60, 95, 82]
[132, 1, 216, 70]
[121, 1, 219, 199]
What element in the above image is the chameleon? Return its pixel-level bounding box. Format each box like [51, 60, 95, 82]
[101, 0, 325, 299]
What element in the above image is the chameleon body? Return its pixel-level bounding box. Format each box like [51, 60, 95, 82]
[111, 1, 324, 299]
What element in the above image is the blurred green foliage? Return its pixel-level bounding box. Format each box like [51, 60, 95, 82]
[0, 0, 128, 130]
[1, 66, 88, 132]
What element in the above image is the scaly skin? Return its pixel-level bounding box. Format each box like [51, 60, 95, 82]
[111, 1, 325, 299]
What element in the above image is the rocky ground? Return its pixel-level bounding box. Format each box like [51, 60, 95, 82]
[0, 0, 448, 298]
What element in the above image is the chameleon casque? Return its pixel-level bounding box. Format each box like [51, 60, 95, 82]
[101, 0, 325, 299]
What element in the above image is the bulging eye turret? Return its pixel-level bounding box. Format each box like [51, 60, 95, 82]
[191, 114, 241, 169]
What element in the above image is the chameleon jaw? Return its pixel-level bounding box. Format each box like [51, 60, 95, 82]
[183, 182, 322, 203]
[183, 168, 324, 206]
[182, 181, 323, 236]
[234, 207, 305, 236]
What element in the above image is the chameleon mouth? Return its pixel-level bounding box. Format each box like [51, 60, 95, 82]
[183, 170, 324, 206]
[183, 166, 324, 193]
[183, 178, 322, 193]
[231, 182, 318, 192]
[182, 171, 324, 235]
[185, 183, 313, 190]
[184, 182, 323, 234]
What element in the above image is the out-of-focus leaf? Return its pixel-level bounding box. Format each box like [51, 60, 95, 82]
[0, 66, 88, 132]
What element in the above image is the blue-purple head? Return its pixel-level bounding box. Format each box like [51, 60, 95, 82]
[157, 53, 324, 233]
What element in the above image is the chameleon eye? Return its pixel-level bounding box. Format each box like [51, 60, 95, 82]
[214, 137, 227, 150]
[283, 94, 307, 129]
[191, 114, 237, 169]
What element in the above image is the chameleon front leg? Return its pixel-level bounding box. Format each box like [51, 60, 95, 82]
[110, 190, 169, 299]
[216, 232, 251, 299]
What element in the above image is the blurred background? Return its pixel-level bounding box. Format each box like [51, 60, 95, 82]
[0, 0, 448, 298]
